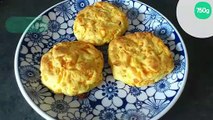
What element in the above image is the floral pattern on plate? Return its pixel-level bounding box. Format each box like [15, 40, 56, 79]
[15, 0, 188, 119]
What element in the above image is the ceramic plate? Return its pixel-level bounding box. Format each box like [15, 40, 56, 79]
[14, 0, 188, 119]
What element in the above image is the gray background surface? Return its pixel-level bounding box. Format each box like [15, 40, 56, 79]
[0, 0, 213, 120]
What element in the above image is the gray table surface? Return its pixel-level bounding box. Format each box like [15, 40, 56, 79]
[0, 0, 213, 120]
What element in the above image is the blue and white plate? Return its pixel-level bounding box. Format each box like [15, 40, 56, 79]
[14, 0, 188, 119]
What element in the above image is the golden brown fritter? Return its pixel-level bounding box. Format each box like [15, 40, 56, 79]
[73, 2, 128, 46]
[108, 32, 174, 87]
[40, 41, 104, 96]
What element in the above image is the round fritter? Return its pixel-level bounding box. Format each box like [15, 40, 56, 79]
[108, 32, 174, 87]
[40, 41, 104, 96]
[73, 2, 128, 46]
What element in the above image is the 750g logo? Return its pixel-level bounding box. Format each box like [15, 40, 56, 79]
[194, 2, 212, 19]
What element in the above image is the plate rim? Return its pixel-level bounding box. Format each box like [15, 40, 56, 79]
[14, 0, 189, 120]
